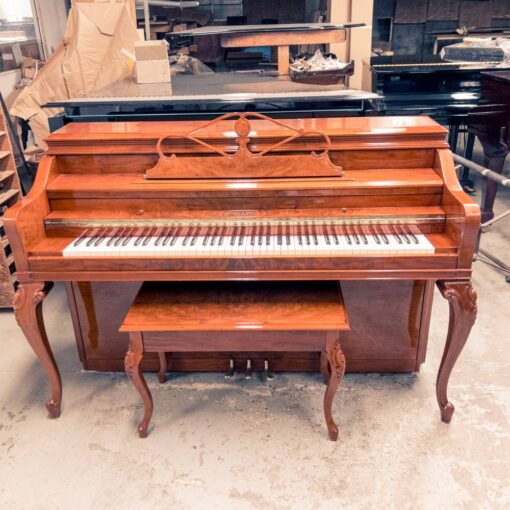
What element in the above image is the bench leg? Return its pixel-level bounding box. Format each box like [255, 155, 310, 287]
[125, 332, 153, 438]
[324, 331, 345, 441]
[158, 352, 167, 383]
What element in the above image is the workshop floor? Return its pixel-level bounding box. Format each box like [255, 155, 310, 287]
[1, 152, 509, 510]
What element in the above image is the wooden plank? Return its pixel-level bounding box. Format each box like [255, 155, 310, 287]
[221, 29, 346, 48]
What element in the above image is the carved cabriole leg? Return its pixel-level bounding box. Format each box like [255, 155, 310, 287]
[324, 330, 346, 441]
[125, 332, 153, 438]
[13, 282, 61, 418]
[436, 281, 477, 423]
[158, 352, 167, 384]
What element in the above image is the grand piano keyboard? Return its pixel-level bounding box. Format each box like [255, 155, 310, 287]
[63, 221, 435, 257]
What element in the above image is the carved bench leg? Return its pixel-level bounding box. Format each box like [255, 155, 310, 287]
[125, 332, 153, 438]
[436, 281, 477, 423]
[13, 282, 62, 418]
[157, 352, 167, 384]
[324, 331, 345, 441]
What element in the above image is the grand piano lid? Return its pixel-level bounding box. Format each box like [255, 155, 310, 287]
[44, 73, 380, 108]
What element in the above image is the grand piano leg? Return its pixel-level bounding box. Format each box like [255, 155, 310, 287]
[13, 282, 62, 418]
[436, 281, 477, 423]
[470, 124, 508, 224]
[323, 331, 345, 441]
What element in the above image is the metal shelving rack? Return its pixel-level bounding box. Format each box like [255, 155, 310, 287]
[0, 103, 21, 307]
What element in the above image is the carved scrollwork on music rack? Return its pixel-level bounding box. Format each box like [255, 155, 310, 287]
[145, 112, 345, 180]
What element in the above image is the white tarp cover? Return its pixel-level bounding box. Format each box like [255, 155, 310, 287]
[10, 0, 139, 148]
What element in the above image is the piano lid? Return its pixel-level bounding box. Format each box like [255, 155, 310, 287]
[45, 115, 449, 156]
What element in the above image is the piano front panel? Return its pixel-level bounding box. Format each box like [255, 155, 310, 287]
[67, 279, 432, 373]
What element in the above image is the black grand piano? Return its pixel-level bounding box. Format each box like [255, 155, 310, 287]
[365, 58, 510, 153]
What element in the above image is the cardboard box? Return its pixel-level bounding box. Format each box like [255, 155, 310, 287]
[134, 40, 171, 84]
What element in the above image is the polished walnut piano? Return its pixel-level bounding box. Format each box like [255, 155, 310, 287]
[4, 113, 479, 424]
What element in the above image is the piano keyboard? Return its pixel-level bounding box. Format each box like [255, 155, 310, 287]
[63, 224, 435, 257]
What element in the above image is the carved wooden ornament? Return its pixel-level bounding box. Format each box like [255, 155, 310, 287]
[145, 112, 344, 179]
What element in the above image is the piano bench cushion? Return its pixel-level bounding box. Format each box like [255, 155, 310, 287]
[119, 281, 350, 334]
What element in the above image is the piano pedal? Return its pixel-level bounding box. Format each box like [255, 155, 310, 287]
[224, 358, 235, 379]
[263, 359, 274, 381]
[245, 359, 252, 380]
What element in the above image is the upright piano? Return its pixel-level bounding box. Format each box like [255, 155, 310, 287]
[4, 114, 479, 424]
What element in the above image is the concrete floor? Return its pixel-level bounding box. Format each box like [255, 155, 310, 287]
[1, 156, 510, 510]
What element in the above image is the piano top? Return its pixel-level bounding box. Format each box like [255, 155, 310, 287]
[46, 116, 448, 154]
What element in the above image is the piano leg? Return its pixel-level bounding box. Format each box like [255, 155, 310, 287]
[436, 281, 478, 423]
[470, 124, 508, 224]
[323, 331, 345, 441]
[13, 282, 62, 418]
[125, 332, 153, 438]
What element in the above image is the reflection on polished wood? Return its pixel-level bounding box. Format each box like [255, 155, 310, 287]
[4, 113, 479, 422]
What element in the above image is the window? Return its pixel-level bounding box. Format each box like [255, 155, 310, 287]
[0, 0, 42, 72]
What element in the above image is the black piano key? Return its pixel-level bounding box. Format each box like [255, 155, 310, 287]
[73, 230, 88, 247]
[142, 227, 156, 246]
[106, 228, 118, 247]
[345, 225, 352, 245]
[323, 225, 331, 245]
[251, 225, 257, 246]
[211, 226, 220, 246]
[189, 226, 199, 247]
[298, 224, 303, 245]
[85, 228, 100, 247]
[238, 225, 245, 246]
[155, 227, 167, 246]
[183, 225, 195, 247]
[113, 227, 127, 247]
[285, 224, 291, 246]
[162, 227, 173, 246]
[304, 223, 310, 246]
[380, 227, 389, 245]
[408, 225, 420, 244]
[392, 225, 403, 244]
[134, 227, 147, 247]
[277, 224, 282, 246]
[202, 226, 210, 246]
[350, 225, 360, 245]
[311, 223, 319, 246]
[93, 228, 107, 247]
[170, 225, 181, 246]
[258, 225, 263, 246]
[266, 223, 271, 246]
[370, 225, 381, 244]
[398, 225, 411, 244]
[357, 225, 368, 245]
[330, 224, 339, 245]
[230, 224, 237, 246]
[218, 226, 225, 246]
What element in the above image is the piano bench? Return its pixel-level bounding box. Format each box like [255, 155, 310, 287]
[119, 281, 350, 441]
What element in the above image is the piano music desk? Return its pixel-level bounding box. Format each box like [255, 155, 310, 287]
[120, 281, 350, 440]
